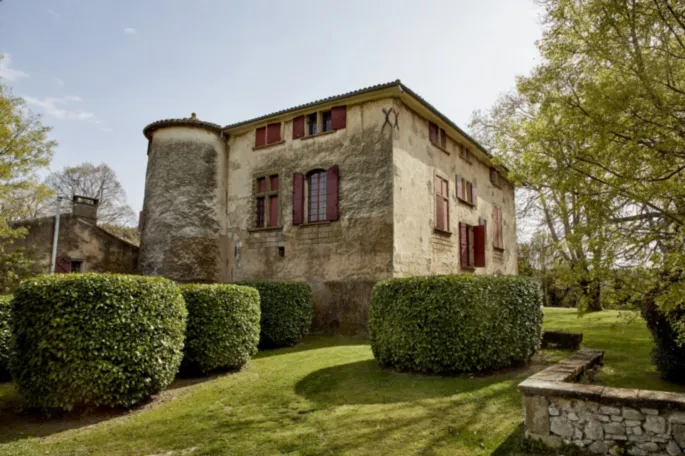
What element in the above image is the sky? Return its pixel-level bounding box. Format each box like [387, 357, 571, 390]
[0, 0, 543, 216]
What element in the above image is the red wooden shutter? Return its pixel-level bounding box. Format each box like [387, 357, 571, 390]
[56, 255, 71, 273]
[435, 196, 444, 230]
[440, 129, 447, 149]
[326, 165, 339, 221]
[255, 127, 266, 147]
[331, 106, 347, 130]
[269, 195, 279, 227]
[474, 225, 486, 267]
[459, 223, 468, 267]
[293, 116, 305, 139]
[266, 123, 281, 144]
[429, 122, 438, 143]
[292, 173, 304, 225]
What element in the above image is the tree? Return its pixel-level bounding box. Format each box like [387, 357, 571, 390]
[45, 162, 136, 226]
[471, 0, 685, 311]
[0, 69, 56, 291]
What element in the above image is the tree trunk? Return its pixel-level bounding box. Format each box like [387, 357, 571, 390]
[581, 278, 603, 312]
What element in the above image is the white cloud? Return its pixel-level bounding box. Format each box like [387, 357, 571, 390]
[0, 53, 29, 82]
[124, 28, 136, 35]
[24, 95, 95, 121]
[56, 78, 64, 86]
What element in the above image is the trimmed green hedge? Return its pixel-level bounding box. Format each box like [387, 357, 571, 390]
[369, 275, 543, 374]
[180, 284, 260, 375]
[0, 295, 11, 381]
[10, 274, 186, 411]
[643, 302, 685, 384]
[238, 281, 313, 348]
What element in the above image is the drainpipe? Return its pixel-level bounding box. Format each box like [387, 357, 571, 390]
[50, 196, 63, 274]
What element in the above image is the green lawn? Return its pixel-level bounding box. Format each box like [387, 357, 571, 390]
[0, 308, 678, 456]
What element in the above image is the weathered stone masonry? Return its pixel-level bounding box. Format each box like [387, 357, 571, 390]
[139, 81, 517, 334]
[520, 349, 685, 455]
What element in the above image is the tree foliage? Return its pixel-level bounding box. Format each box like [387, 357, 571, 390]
[46, 162, 136, 226]
[471, 0, 685, 311]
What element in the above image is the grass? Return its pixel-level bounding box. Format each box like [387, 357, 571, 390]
[0, 308, 678, 456]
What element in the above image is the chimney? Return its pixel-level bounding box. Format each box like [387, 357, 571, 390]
[72, 195, 99, 223]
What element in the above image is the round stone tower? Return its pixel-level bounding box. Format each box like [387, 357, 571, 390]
[140, 114, 228, 283]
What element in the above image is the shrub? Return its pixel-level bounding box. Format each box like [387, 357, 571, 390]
[237, 281, 313, 348]
[0, 295, 11, 381]
[10, 274, 186, 411]
[180, 284, 260, 375]
[369, 274, 543, 374]
[642, 302, 685, 384]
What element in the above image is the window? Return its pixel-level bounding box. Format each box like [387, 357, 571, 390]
[292, 106, 347, 139]
[255, 122, 282, 148]
[292, 166, 339, 225]
[434, 175, 449, 232]
[307, 113, 318, 136]
[460, 222, 486, 268]
[70, 260, 83, 273]
[456, 175, 477, 206]
[429, 122, 447, 150]
[493, 206, 504, 250]
[308, 170, 327, 222]
[322, 111, 333, 132]
[490, 168, 502, 188]
[254, 174, 280, 228]
[459, 145, 472, 163]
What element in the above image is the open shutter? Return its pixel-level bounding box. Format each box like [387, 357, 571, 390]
[326, 165, 339, 221]
[292, 173, 304, 225]
[459, 223, 468, 267]
[440, 129, 447, 149]
[293, 116, 305, 139]
[331, 106, 347, 130]
[255, 127, 266, 147]
[266, 123, 281, 144]
[429, 122, 438, 143]
[56, 255, 71, 273]
[474, 225, 486, 267]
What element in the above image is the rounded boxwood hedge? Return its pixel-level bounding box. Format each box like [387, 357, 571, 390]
[237, 281, 313, 348]
[369, 274, 543, 374]
[180, 284, 260, 375]
[10, 274, 186, 411]
[0, 295, 11, 381]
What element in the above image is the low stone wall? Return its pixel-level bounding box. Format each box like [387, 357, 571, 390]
[519, 349, 685, 455]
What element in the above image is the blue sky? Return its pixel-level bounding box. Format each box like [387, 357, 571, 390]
[0, 0, 542, 216]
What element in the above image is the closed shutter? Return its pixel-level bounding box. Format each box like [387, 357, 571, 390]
[459, 223, 468, 267]
[266, 123, 281, 144]
[293, 116, 305, 139]
[269, 195, 279, 227]
[429, 122, 438, 143]
[440, 129, 447, 149]
[326, 165, 339, 221]
[56, 255, 71, 273]
[436, 194, 445, 230]
[255, 127, 266, 147]
[474, 225, 486, 267]
[331, 106, 347, 130]
[292, 173, 305, 225]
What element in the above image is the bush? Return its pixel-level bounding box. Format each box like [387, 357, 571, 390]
[237, 281, 313, 348]
[643, 302, 685, 384]
[0, 295, 11, 381]
[180, 284, 260, 375]
[369, 274, 543, 374]
[11, 274, 186, 411]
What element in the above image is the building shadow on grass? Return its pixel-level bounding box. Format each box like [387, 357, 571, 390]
[295, 359, 533, 406]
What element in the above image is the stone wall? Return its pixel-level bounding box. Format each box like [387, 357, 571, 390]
[520, 349, 685, 455]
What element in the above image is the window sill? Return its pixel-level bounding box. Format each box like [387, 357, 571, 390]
[457, 198, 476, 207]
[253, 140, 286, 151]
[300, 130, 336, 141]
[493, 246, 505, 252]
[460, 156, 473, 165]
[299, 221, 332, 227]
[461, 265, 476, 271]
[248, 226, 283, 233]
[430, 141, 450, 155]
[433, 228, 452, 236]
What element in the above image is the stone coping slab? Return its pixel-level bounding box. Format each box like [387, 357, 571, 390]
[519, 348, 685, 411]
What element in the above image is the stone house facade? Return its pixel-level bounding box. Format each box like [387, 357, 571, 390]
[8, 196, 139, 274]
[140, 80, 517, 334]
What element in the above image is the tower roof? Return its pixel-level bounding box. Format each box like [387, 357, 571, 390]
[143, 113, 222, 139]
